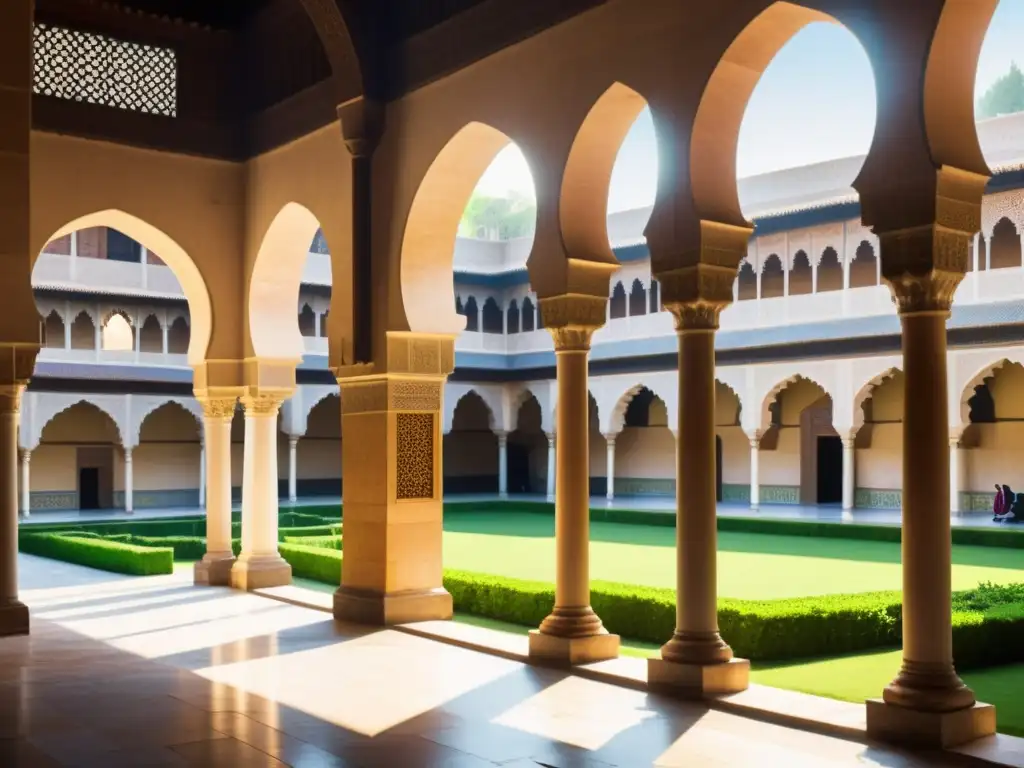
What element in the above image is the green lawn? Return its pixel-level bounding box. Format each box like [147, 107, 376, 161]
[443, 511, 1024, 599]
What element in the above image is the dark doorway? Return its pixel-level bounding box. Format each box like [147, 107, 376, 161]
[79, 467, 100, 510]
[816, 436, 843, 504]
[508, 443, 531, 494]
[716, 435, 723, 503]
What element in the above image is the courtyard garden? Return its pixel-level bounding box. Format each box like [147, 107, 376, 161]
[17, 500, 1024, 735]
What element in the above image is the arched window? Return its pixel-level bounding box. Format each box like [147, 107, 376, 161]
[167, 317, 189, 354]
[817, 247, 843, 293]
[850, 241, 878, 288]
[70, 311, 95, 350]
[298, 305, 316, 337]
[628, 279, 647, 316]
[102, 312, 134, 351]
[507, 300, 521, 334]
[649, 279, 660, 313]
[789, 250, 812, 296]
[139, 315, 162, 352]
[522, 297, 536, 332]
[609, 282, 627, 319]
[464, 297, 479, 332]
[319, 311, 329, 337]
[43, 311, 65, 349]
[481, 297, 503, 334]
[736, 262, 757, 301]
[760, 254, 784, 299]
[990, 218, 1022, 270]
[455, 295, 465, 315]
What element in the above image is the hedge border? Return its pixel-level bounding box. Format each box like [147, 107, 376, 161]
[20, 533, 173, 576]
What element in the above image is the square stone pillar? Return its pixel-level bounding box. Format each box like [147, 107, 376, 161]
[333, 333, 455, 626]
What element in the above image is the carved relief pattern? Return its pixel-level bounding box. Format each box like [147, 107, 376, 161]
[391, 380, 441, 412]
[880, 227, 969, 314]
[396, 412, 435, 500]
[0, 386, 24, 415]
[199, 397, 237, 421]
[549, 327, 596, 352]
[340, 382, 388, 414]
[241, 394, 284, 417]
[981, 189, 1024, 240]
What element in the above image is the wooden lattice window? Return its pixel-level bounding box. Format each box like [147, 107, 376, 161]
[33, 23, 177, 117]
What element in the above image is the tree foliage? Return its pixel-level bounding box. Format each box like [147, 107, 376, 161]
[977, 62, 1024, 120]
[459, 190, 536, 240]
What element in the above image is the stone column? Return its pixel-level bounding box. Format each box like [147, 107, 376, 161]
[749, 435, 760, 509]
[545, 433, 556, 501]
[198, 441, 206, 509]
[19, 449, 30, 518]
[605, 435, 616, 502]
[842, 437, 856, 512]
[529, 296, 619, 664]
[648, 290, 748, 696]
[334, 333, 454, 625]
[0, 385, 28, 636]
[288, 436, 299, 503]
[497, 431, 508, 498]
[949, 437, 962, 516]
[195, 398, 236, 586]
[867, 223, 994, 745]
[231, 394, 292, 591]
[161, 322, 169, 356]
[123, 448, 134, 514]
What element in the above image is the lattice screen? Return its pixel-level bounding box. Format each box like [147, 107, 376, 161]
[33, 23, 177, 117]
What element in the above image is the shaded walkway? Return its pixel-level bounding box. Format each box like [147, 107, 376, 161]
[4, 554, 961, 767]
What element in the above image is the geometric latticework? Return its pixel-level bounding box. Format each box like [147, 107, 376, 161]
[396, 412, 435, 500]
[33, 23, 177, 117]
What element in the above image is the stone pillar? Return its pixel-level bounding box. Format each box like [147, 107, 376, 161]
[528, 296, 619, 665]
[497, 431, 508, 498]
[545, 433, 556, 501]
[867, 223, 994, 745]
[161, 322, 169, 356]
[198, 441, 206, 509]
[949, 437, 962, 516]
[63, 315, 71, 349]
[842, 437, 856, 512]
[749, 435, 760, 509]
[195, 398, 236, 586]
[231, 394, 292, 591]
[288, 436, 299, 503]
[123, 448, 134, 514]
[648, 291, 748, 696]
[19, 449, 30, 518]
[605, 435, 616, 502]
[0, 385, 28, 636]
[334, 332, 454, 625]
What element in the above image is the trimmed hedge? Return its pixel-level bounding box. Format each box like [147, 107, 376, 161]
[130, 535, 207, 562]
[279, 543, 342, 583]
[20, 533, 173, 576]
[282, 534, 341, 550]
[278, 525, 336, 540]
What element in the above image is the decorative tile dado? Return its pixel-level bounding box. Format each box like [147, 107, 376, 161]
[721, 484, 751, 503]
[29, 491, 77, 511]
[615, 477, 675, 496]
[963, 491, 997, 513]
[760, 485, 800, 505]
[854, 488, 902, 510]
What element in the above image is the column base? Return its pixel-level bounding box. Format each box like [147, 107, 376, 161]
[0, 599, 29, 637]
[866, 699, 996, 749]
[648, 657, 750, 698]
[333, 586, 453, 626]
[194, 552, 236, 586]
[230, 554, 291, 591]
[528, 629, 620, 666]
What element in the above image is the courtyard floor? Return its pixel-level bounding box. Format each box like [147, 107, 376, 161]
[442, 511, 1024, 599]
[4, 554, 977, 767]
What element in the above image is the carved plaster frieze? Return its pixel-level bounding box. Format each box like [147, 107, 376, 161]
[339, 379, 388, 415]
[390, 379, 442, 412]
[386, 333, 455, 377]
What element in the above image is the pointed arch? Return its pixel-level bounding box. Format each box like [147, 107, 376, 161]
[32, 398, 127, 451]
[609, 281, 627, 319]
[853, 366, 902, 432]
[759, 374, 833, 433]
[134, 399, 203, 447]
[40, 211, 212, 364]
[249, 202, 323, 360]
[607, 381, 673, 436]
[43, 310, 65, 349]
[628, 279, 647, 316]
[400, 122, 520, 335]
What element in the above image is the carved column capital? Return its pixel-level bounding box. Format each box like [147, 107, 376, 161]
[538, 295, 606, 352]
[657, 257, 738, 332]
[0, 384, 25, 415]
[880, 226, 969, 315]
[198, 397, 238, 421]
[338, 97, 384, 158]
[240, 393, 286, 417]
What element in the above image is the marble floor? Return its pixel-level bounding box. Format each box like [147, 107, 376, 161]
[0, 555, 975, 767]
[21, 493, 1008, 529]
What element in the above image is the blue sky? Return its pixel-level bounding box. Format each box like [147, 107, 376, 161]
[476, 0, 1024, 212]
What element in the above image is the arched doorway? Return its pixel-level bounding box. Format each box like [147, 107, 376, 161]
[299, 394, 342, 498]
[36, 401, 122, 511]
[855, 371, 904, 509]
[509, 393, 547, 494]
[444, 391, 498, 494]
[136, 402, 202, 508]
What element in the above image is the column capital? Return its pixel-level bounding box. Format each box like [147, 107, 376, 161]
[604, 433, 618, 446]
[124, 447, 133, 459]
[539, 295, 605, 352]
[288, 435, 300, 447]
[0, 384, 25, 415]
[20, 448, 31, 462]
[241, 393, 286, 417]
[747, 432, 762, 448]
[338, 97, 385, 158]
[842, 437, 856, 449]
[659, 260, 740, 332]
[198, 396, 238, 421]
[494, 430, 509, 443]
